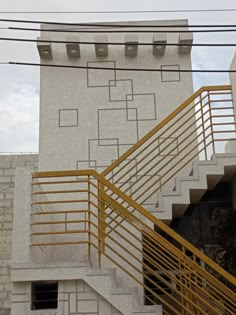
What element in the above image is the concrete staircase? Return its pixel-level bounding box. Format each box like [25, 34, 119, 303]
[11, 263, 162, 315]
[85, 268, 162, 315]
[156, 153, 236, 221]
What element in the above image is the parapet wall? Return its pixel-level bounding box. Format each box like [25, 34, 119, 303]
[0, 154, 38, 315]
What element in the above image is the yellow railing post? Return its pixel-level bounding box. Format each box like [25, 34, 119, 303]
[208, 91, 216, 155]
[98, 181, 106, 268]
[99, 85, 234, 210]
[88, 175, 91, 262]
[30, 84, 236, 315]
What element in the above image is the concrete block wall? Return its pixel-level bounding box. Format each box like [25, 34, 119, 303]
[62, 279, 123, 315]
[0, 155, 38, 315]
[11, 279, 123, 315]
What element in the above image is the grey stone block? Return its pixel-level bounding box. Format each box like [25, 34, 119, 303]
[0, 177, 11, 184]
[0, 309, 11, 315]
[2, 222, 12, 230]
[3, 169, 15, 176]
[0, 200, 12, 208]
[0, 160, 11, 169]
[66, 38, 81, 58]
[125, 35, 138, 57]
[37, 42, 53, 59]
[153, 34, 167, 56]
[178, 33, 193, 54]
[95, 35, 108, 57]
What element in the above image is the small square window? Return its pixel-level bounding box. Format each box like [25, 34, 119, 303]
[31, 281, 58, 310]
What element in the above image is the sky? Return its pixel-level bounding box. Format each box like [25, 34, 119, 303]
[0, 0, 236, 152]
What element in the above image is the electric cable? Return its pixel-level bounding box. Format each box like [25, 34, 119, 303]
[0, 61, 235, 73]
[5, 26, 236, 34]
[1, 19, 236, 33]
[0, 9, 236, 14]
[2, 18, 236, 28]
[1, 36, 236, 47]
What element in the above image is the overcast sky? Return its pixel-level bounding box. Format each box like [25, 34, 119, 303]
[0, 0, 236, 152]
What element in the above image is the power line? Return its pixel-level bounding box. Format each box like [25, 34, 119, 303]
[1, 61, 235, 73]
[2, 18, 236, 28]
[0, 9, 236, 14]
[6, 26, 236, 34]
[1, 36, 236, 47]
[1, 19, 236, 33]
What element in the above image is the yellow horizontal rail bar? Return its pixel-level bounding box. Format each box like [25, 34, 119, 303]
[32, 189, 89, 195]
[32, 168, 236, 288]
[101, 85, 232, 176]
[31, 209, 89, 215]
[31, 85, 235, 314]
[89, 209, 226, 312]
[31, 240, 90, 246]
[100, 189, 236, 301]
[31, 199, 89, 205]
[31, 230, 88, 236]
[32, 179, 89, 185]
[31, 219, 89, 225]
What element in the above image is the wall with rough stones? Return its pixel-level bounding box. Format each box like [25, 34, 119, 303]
[0, 154, 38, 315]
[11, 279, 123, 315]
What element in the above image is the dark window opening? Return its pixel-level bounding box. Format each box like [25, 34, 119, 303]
[31, 281, 58, 310]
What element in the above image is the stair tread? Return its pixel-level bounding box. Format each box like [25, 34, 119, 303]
[86, 268, 115, 276]
[158, 154, 236, 222]
[84, 268, 162, 315]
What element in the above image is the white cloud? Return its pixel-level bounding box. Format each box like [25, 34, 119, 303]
[0, 83, 39, 152]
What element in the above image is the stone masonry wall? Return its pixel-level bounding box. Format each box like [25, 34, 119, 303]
[61, 279, 123, 315]
[11, 279, 123, 315]
[0, 155, 38, 315]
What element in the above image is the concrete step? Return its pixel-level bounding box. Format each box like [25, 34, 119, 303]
[156, 153, 236, 221]
[84, 268, 162, 315]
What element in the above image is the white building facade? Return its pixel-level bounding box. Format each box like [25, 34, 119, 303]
[0, 19, 236, 315]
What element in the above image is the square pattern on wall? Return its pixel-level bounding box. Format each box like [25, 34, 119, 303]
[87, 61, 116, 87]
[161, 64, 181, 82]
[59, 109, 79, 127]
[109, 79, 133, 102]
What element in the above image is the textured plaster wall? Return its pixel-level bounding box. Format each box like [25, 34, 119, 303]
[0, 155, 38, 315]
[11, 279, 123, 315]
[38, 20, 194, 175]
[31, 19, 195, 292]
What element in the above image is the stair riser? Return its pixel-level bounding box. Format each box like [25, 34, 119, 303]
[157, 155, 236, 221]
[84, 271, 162, 315]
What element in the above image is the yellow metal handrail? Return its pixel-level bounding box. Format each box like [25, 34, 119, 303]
[31, 169, 236, 315]
[101, 85, 234, 208]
